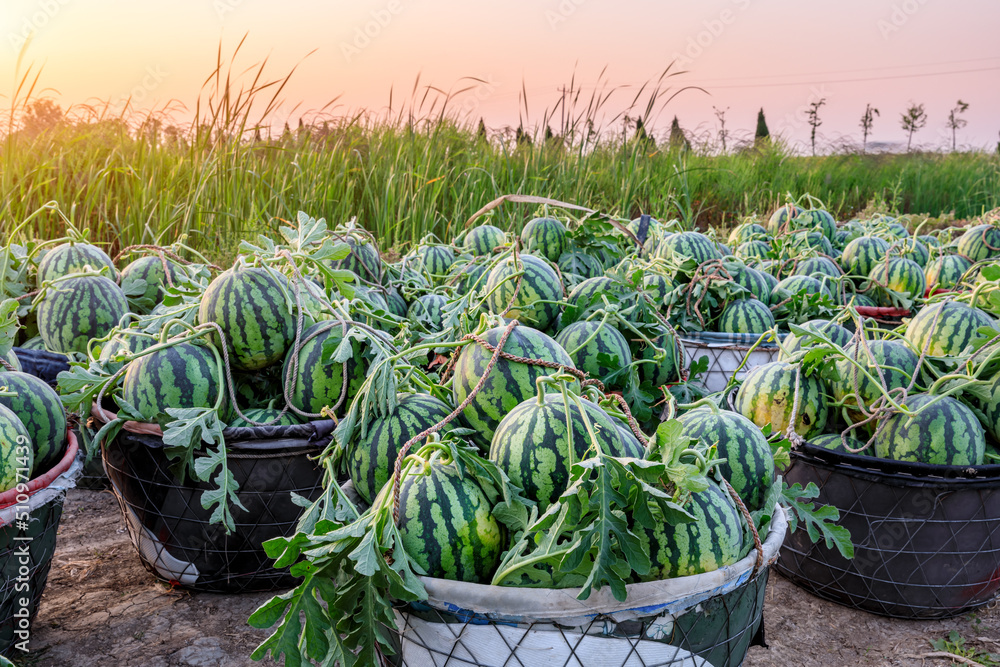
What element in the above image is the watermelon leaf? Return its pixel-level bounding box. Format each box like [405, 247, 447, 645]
[0, 299, 18, 359]
[782, 481, 854, 559]
[194, 439, 249, 534]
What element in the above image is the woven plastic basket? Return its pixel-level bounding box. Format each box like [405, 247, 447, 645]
[680, 332, 784, 394]
[777, 443, 1000, 619]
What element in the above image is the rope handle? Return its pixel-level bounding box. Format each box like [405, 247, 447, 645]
[722, 478, 764, 576]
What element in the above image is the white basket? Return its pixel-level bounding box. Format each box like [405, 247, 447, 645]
[681, 332, 784, 394]
[392, 507, 788, 667]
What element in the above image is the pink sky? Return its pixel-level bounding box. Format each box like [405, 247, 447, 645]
[3, 0, 999, 151]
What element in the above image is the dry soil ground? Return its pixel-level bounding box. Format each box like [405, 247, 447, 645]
[14, 489, 1000, 666]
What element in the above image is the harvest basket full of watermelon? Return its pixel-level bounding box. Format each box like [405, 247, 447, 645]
[3, 197, 1000, 665]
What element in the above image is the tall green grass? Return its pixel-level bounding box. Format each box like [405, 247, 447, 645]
[3, 53, 998, 261]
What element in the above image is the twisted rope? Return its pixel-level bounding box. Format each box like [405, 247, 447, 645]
[722, 478, 764, 575]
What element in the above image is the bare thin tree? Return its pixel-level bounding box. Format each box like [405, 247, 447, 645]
[900, 103, 927, 152]
[713, 106, 729, 154]
[859, 103, 879, 153]
[945, 99, 969, 151]
[806, 98, 826, 156]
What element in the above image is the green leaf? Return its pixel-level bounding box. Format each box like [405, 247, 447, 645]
[0, 299, 19, 359]
[782, 481, 854, 559]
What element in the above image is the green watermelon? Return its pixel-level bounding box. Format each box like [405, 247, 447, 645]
[867, 257, 926, 304]
[0, 405, 32, 491]
[717, 298, 775, 334]
[635, 481, 743, 580]
[874, 394, 985, 465]
[121, 342, 221, 423]
[348, 393, 453, 505]
[983, 374, 1000, 444]
[566, 276, 628, 312]
[483, 254, 563, 331]
[657, 231, 721, 264]
[330, 236, 382, 284]
[397, 454, 502, 583]
[16, 337, 46, 351]
[792, 210, 837, 241]
[283, 321, 366, 417]
[779, 319, 853, 360]
[555, 320, 631, 388]
[463, 225, 506, 257]
[520, 217, 568, 262]
[36, 242, 117, 287]
[833, 229, 856, 250]
[892, 239, 929, 268]
[918, 234, 942, 248]
[37, 275, 129, 355]
[447, 260, 489, 297]
[735, 360, 828, 438]
[614, 420, 645, 453]
[558, 251, 603, 282]
[642, 272, 676, 305]
[925, 255, 972, 292]
[770, 275, 834, 304]
[846, 292, 878, 309]
[408, 294, 447, 332]
[732, 265, 772, 302]
[904, 300, 994, 357]
[452, 325, 577, 445]
[810, 432, 869, 456]
[490, 392, 640, 508]
[228, 407, 302, 429]
[2, 350, 21, 372]
[840, 236, 890, 279]
[956, 224, 1000, 262]
[736, 240, 771, 263]
[418, 245, 455, 278]
[794, 257, 842, 280]
[767, 205, 804, 235]
[678, 408, 775, 511]
[829, 340, 919, 425]
[0, 372, 66, 475]
[729, 223, 768, 245]
[385, 286, 408, 318]
[118, 255, 183, 313]
[637, 330, 686, 388]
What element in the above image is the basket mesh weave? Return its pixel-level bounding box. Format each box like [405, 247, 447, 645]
[681, 333, 781, 394]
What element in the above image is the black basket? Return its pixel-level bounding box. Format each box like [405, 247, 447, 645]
[11, 348, 70, 388]
[777, 443, 1000, 619]
[102, 421, 332, 593]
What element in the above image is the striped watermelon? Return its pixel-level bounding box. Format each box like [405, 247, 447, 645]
[36, 242, 117, 287]
[892, 239, 929, 268]
[810, 432, 869, 456]
[779, 319, 853, 360]
[833, 229, 856, 250]
[904, 300, 995, 357]
[829, 340, 919, 425]
[2, 350, 21, 372]
[452, 325, 577, 445]
[729, 223, 768, 245]
[677, 408, 775, 511]
[794, 257, 841, 280]
[614, 420, 645, 453]
[121, 342, 221, 423]
[874, 394, 985, 465]
[198, 267, 294, 372]
[0, 405, 32, 492]
[16, 337, 46, 351]
[283, 321, 366, 417]
[418, 245, 455, 278]
[736, 240, 772, 263]
[483, 254, 563, 331]
[840, 236, 890, 278]
[770, 275, 834, 304]
[767, 205, 804, 235]
[385, 286, 408, 318]
[789, 232, 835, 257]
[792, 209, 837, 241]
[733, 265, 772, 302]
[37, 275, 129, 354]
[918, 233, 941, 248]
[637, 331, 686, 388]
[555, 320, 631, 388]
[925, 255, 972, 292]
[408, 294, 447, 332]
[867, 257, 926, 304]
[956, 225, 1000, 262]
[642, 273, 676, 305]
[98, 330, 155, 366]
[520, 217, 568, 262]
[489, 393, 640, 508]
[330, 236, 382, 284]
[228, 407, 302, 429]
[558, 251, 604, 282]
[717, 298, 775, 334]
[447, 260, 489, 297]
[0, 372, 66, 475]
[983, 374, 1000, 444]
[397, 454, 502, 583]
[635, 481, 743, 580]
[118, 255, 183, 313]
[886, 221, 910, 238]
[846, 292, 878, 309]
[567, 276, 628, 311]
[735, 361, 828, 438]
[348, 393, 453, 505]
[656, 231, 721, 264]
[463, 225, 506, 257]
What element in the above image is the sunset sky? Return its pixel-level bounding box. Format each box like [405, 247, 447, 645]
[2, 0, 999, 152]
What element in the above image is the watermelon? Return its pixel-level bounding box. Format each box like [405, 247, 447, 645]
[452, 325, 577, 445]
[892, 239, 929, 268]
[656, 231, 721, 265]
[397, 454, 502, 583]
[779, 319, 853, 360]
[198, 267, 294, 372]
[228, 407, 302, 429]
[566, 276, 629, 312]
[385, 286, 408, 318]
[284, 321, 367, 417]
[121, 342, 221, 423]
[16, 337, 46, 351]
[0, 371, 66, 475]
[463, 225, 506, 257]
[637, 331, 686, 388]
[918, 234, 941, 248]
[793, 209, 837, 241]
[36, 242, 117, 287]
[418, 245, 455, 278]
[983, 374, 1000, 444]
[767, 205, 804, 236]
[408, 294, 447, 332]
[732, 265, 772, 302]
[874, 394, 985, 465]
[330, 236, 382, 283]
[98, 330, 155, 367]
[490, 392, 640, 508]
[555, 320, 631, 388]
[118, 255, 183, 313]
[846, 292, 878, 309]
[770, 275, 834, 304]
[677, 408, 775, 511]
[886, 222, 910, 238]
[829, 340, 920, 425]
[736, 240, 771, 263]
[348, 393, 453, 505]
[483, 254, 563, 331]
[810, 432, 869, 456]
[37, 275, 129, 355]
[833, 229, 856, 250]
[614, 420, 645, 453]
[925, 255, 973, 292]
[735, 361, 828, 438]
[729, 223, 768, 245]
[642, 273, 675, 305]
[840, 236, 890, 278]
[904, 300, 994, 357]
[1, 350, 21, 372]
[867, 257, 926, 304]
[717, 298, 775, 334]
[558, 251, 603, 282]
[0, 405, 32, 491]
[789, 232, 835, 257]
[635, 481, 743, 580]
[794, 257, 841, 280]
[520, 217, 568, 262]
[956, 224, 1000, 262]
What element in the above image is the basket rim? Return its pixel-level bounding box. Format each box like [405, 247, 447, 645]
[0, 430, 78, 511]
[791, 442, 1000, 486]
